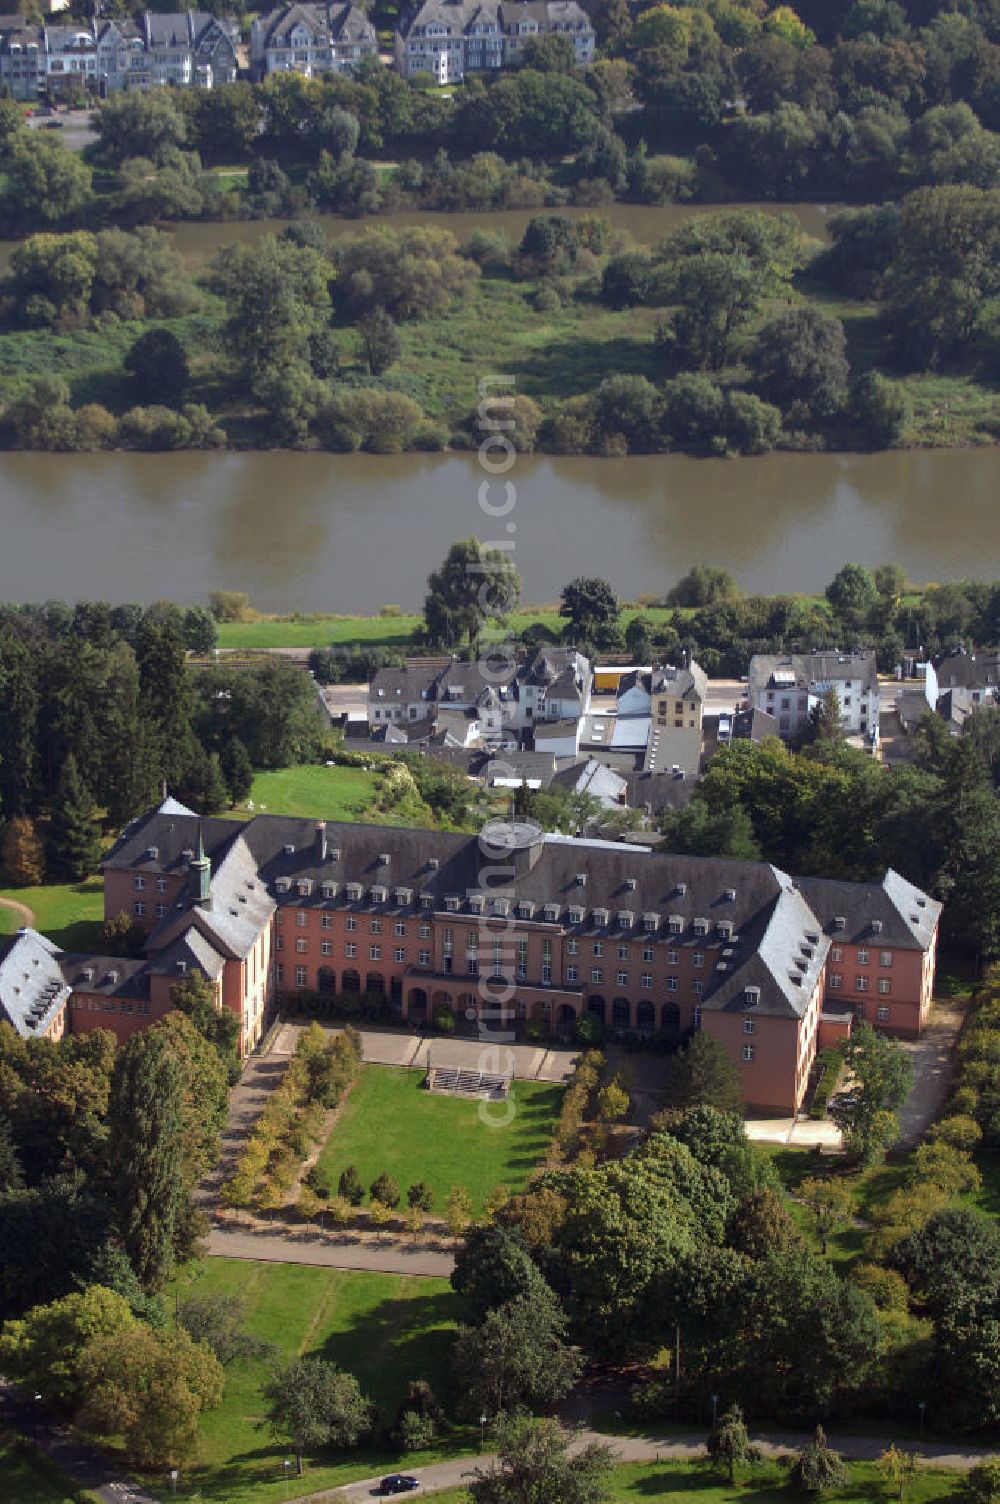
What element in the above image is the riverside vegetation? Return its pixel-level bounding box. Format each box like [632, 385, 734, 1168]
[1, 192, 998, 454]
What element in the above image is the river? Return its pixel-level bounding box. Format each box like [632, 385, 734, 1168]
[0, 201, 836, 272]
[1, 448, 996, 611]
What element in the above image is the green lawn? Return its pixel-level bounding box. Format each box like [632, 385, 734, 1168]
[0, 1436, 91, 1504]
[314, 1064, 562, 1214]
[236, 765, 379, 823]
[215, 604, 686, 652]
[0, 876, 104, 950]
[428, 1458, 964, 1503]
[165, 1258, 466, 1503]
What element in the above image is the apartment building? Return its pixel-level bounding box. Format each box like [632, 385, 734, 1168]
[250, 3, 377, 79]
[0, 12, 238, 97]
[395, 0, 594, 84]
[747, 651, 880, 743]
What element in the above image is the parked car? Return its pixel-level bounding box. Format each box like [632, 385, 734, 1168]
[380, 1477, 420, 1495]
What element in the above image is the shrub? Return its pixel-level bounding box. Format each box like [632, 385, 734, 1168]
[339, 1166, 365, 1205]
[370, 1172, 401, 1209]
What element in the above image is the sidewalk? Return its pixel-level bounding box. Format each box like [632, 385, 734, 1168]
[207, 1221, 455, 1276]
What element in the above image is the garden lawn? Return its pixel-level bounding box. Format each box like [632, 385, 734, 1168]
[165, 1258, 466, 1504]
[0, 876, 104, 950]
[237, 765, 379, 822]
[425, 1458, 964, 1503]
[0, 1435, 90, 1504]
[314, 1064, 562, 1213]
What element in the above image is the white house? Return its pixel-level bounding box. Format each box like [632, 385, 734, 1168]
[747, 652, 880, 743]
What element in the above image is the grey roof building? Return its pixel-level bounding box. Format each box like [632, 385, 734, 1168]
[250, 2, 376, 77]
[395, 0, 594, 82]
[747, 651, 880, 743]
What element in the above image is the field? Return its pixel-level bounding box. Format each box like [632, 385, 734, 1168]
[215, 603, 705, 651]
[237, 764, 379, 822]
[0, 876, 104, 950]
[165, 1258, 466, 1503]
[313, 1064, 563, 1214]
[0, 1436, 92, 1504]
[427, 1458, 964, 1503]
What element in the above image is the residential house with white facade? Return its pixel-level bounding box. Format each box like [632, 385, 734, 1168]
[395, 0, 594, 84]
[747, 652, 880, 743]
[250, 3, 377, 78]
[0, 12, 237, 97]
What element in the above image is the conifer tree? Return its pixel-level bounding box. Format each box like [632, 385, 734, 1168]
[47, 754, 103, 880]
[220, 735, 254, 804]
[108, 1029, 186, 1292]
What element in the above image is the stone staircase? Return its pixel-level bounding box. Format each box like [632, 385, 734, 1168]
[426, 1065, 511, 1099]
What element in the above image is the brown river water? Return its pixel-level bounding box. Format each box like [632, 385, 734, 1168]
[0, 203, 993, 610]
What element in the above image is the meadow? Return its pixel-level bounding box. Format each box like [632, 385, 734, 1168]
[313, 1064, 563, 1214]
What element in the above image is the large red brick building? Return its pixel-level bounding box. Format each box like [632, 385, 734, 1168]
[0, 800, 941, 1114]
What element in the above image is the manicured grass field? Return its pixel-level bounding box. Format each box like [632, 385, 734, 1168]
[0, 1436, 90, 1504]
[0, 876, 104, 950]
[427, 1458, 964, 1503]
[166, 1258, 466, 1503]
[314, 1064, 563, 1214]
[237, 764, 379, 823]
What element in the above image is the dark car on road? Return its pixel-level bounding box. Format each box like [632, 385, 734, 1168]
[380, 1477, 420, 1495]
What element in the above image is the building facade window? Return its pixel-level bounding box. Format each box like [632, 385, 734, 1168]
[591, 968, 603, 983]
[744, 1017, 755, 1034]
[295, 966, 307, 988]
[566, 965, 578, 982]
[369, 944, 381, 961]
[856, 976, 869, 992]
[742, 1043, 754, 1061]
[880, 951, 892, 967]
[296, 912, 307, 928]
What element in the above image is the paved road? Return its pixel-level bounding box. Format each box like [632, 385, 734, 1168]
[896, 998, 967, 1149]
[0, 1382, 159, 1504]
[207, 1222, 455, 1276]
[318, 1424, 1000, 1501]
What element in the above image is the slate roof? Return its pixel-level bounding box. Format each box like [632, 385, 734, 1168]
[933, 647, 1000, 692]
[749, 651, 879, 695]
[732, 707, 780, 742]
[58, 953, 148, 997]
[550, 757, 627, 804]
[0, 929, 70, 1038]
[103, 809, 941, 1024]
[256, 2, 376, 45]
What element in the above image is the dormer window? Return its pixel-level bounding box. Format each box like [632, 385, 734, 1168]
[674, 882, 687, 896]
[275, 877, 290, 894]
[321, 881, 337, 899]
[329, 847, 341, 862]
[445, 896, 460, 912]
[283, 844, 296, 856]
[693, 918, 710, 937]
[346, 882, 364, 901]
[469, 895, 485, 915]
[592, 908, 610, 928]
[420, 893, 434, 911]
[394, 886, 413, 906]
[297, 879, 312, 896]
[543, 903, 560, 922]
[147, 845, 159, 860]
[371, 885, 387, 904]
[724, 888, 736, 902]
[567, 905, 585, 924]
[871, 919, 883, 935]
[625, 877, 637, 891]
[493, 898, 510, 917]
[744, 985, 761, 1008]
[718, 920, 733, 941]
[667, 914, 683, 935]
[644, 912, 661, 933]
[575, 873, 587, 888]
[834, 916, 847, 932]
[517, 900, 534, 920]
[617, 911, 634, 930]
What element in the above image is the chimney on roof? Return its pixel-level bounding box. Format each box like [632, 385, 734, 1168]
[315, 820, 327, 863]
[189, 824, 212, 908]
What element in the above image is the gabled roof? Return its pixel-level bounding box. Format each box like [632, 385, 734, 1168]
[749, 651, 878, 695]
[0, 929, 70, 1038]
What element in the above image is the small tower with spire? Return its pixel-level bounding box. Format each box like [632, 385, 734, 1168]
[189, 823, 212, 908]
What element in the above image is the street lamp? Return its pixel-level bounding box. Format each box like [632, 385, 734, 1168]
[169, 1468, 179, 1498]
[918, 1402, 926, 1436]
[711, 1393, 719, 1429]
[480, 1414, 488, 1452]
[282, 1458, 293, 1499]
